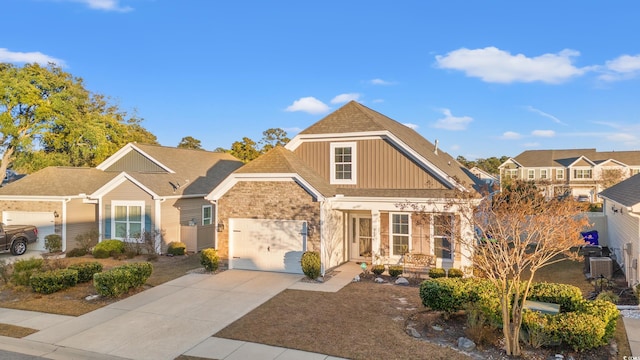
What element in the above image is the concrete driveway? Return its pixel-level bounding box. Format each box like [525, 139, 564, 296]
[24, 270, 302, 360]
[0, 250, 45, 264]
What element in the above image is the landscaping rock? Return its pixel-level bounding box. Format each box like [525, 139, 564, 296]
[395, 277, 409, 286]
[315, 277, 324, 283]
[85, 294, 100, 301]
[374, 277, 386, 283]
[352, 275, 360, 282]
[407, 326, 421, 338]
[457, 337, 476, 351]
[431, 324, 443, 331]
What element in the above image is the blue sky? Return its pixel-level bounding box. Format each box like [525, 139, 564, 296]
[3, 0, 640, 159]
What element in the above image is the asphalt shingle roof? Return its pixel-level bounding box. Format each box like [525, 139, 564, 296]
[0, 144, 243, 197]
[513, 149, 640, 167]
[599, 173, 640, 207]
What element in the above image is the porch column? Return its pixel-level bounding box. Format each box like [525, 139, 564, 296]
[371, 210, 381, 263]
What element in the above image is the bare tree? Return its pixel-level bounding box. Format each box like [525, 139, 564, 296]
[599, 168, 625, 190]
[403, 180, 590, 356]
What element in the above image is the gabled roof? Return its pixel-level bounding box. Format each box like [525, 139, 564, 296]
[0, 167, 117, 197]
[0, 144, 244, 198]
[290, 101, 481, 191]
[512, 149, 640, 168]
[599, 173, 640, 207]
[209, 146, 335, 200]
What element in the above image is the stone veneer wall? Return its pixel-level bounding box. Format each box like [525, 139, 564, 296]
[216, 181, 321, 259]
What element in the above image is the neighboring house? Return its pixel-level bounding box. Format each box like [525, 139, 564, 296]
[598, 173, 640, 287]
[499, 149, 640, 202]
[469, 166, 499, 189]
[0, 143, 243, 253]
[206, 101, 483, 275]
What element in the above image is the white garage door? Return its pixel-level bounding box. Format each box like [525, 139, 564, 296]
[3, 211, 55, 251]
[230, 219, 307, 274]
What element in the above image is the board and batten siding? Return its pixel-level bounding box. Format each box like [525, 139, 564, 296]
[294, 139, 447, 189]
[104, 150, 166, 173]
[102, 180, 155, 240]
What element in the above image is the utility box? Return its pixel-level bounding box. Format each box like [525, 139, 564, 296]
[590, 257, 613, 279]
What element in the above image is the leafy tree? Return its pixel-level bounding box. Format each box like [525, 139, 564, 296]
[1, 63, 157, 174]
[177, 136, 203, 150]
[260, 128, 290, 152]
[229, 137, 261, 163]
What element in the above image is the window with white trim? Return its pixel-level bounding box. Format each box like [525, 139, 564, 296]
[527, 169, 535, 179]
[540, 169, 548, 179]
[573, 169, 592, 179]
[391, 213, 410, 256]
[330, 142, 357, 185]
[557, 169, 565, 180]
[112, 201, 144, 241]
[433, 214, 454, 260]
[504, 169, 517, 179]
[202, 205, 212, 225]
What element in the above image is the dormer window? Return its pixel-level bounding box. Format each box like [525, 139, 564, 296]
[330, 142, 357, 185]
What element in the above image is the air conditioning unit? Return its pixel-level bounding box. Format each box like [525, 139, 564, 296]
[590, 257, 613, 279]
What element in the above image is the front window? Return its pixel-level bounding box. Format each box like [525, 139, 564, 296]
[202, 205, 212, 225]
[573, 169, 592, 179]
[557, 169, 565, 180]
[540, 169, 548, 179]
[391, 213, 410, 255]
[505, 169, 517, 179]
[528, 169, 535, 179]
[433, 214, 453, 259]
[113, 201, 144, 241]
[330, 142, 357, 184]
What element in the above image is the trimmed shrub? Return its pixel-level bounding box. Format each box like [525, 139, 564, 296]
[388, 265, 403, 277]
[549, 312, 606, 352]
[167, 241, 186, 256]
[595, 290, 619, 304]
[68, 262, 103, 283]
[11, 258, 45, 286]
[44, 234, 63, 253]
[29, 269, 78, 294]
[93, 262, 153, 297]
[529, 282, 583, 312]
[521, 310, 556, 348]
[420, 277, 471, 314]
[371, 264, 385, 276]
[301, 251, 321, 279]
[92, 240, 125, 259]
[200, 248, 219, 272]
[66, 248, 88, 258]
[447, 268, 464, 278]
[577, 299, 619, 342]
[428, 267, 446, 278]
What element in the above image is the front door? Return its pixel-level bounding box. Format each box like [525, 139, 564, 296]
[351, 215, 372, 261]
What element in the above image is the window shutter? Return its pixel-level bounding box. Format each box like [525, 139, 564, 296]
[104, 205, 111, 239]
[145, 205, 152, 233]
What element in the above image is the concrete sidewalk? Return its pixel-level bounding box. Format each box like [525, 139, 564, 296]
[623, 317, 640, 356]
[0, 262, 361, 360]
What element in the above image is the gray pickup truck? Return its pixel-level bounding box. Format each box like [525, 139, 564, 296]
[0, 223, 38, 255]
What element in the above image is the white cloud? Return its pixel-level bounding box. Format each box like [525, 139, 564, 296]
[0, 48, 66, 66]
[525, 106, 566, 125]
[501, 131, 522, 140]
[532, 130, 555, 137]
[69, 0, 133, 12]
[369, 78, 394, 85]
[435, 47, 586, 84]
[331, 93, 360, 104]
[599, 54, 640, 81]
[285, 97, 330, 115]
[403, 123, 418, 130]
[431, 108, 473, 131]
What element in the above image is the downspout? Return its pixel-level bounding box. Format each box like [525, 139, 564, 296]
[209, 199, 218, 249]
[155, 198, 166, 254]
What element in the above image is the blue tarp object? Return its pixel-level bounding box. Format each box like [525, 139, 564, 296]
[581, 230, 599, 245]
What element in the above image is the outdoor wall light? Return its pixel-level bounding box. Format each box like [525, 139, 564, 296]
[307, 225, 314, 237]
[611, 205, 619, 213]
[54, 210, 59, 218]
[217, 221, 225, 232]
